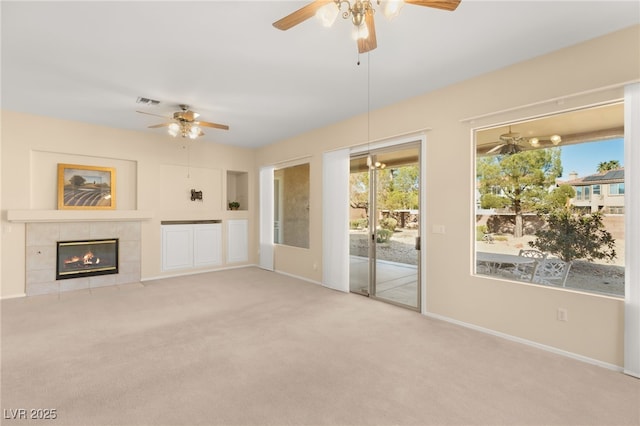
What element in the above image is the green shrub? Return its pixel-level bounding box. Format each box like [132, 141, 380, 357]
[476, 225, 489, 241]
[376, 228, 393, 243]
[350, 218, 368, 229]
[529, 209, 616, 262]
[379, 217, 397, 232]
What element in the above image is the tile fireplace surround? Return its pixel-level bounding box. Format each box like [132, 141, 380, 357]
[26, 221, 141, 296]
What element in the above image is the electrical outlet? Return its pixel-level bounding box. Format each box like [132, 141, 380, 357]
[557, 308, 568, 322]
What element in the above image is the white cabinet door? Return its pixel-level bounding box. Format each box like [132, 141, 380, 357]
[227, 219, 248, 263]
[194, 224, 222, 267]
[162, 223, 222, 271]
[162, 225, 193, 271]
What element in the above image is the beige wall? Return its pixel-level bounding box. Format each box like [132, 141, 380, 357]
[256, 25, 640, 367]
[1, 112, 257, 297]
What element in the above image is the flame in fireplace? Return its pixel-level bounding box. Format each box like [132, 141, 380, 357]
[64, 250, 101, 267]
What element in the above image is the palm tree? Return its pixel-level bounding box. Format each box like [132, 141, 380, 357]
[597, 160, 621, 173]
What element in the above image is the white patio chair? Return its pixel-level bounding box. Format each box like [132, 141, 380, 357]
[528, 258, 572, 287]
[476, 262, 492, 275]
[511, 249, 547, 278]
[518, 249, 547, 259]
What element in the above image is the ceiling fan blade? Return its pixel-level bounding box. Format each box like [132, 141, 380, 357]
[137, 110, 172, 119]
[197, 121, 229, 131]
[404, 0, 461, 11]
[486, 143, 506, 154]
[148, 123, 173, 129]
[273, 0, 334, 30]
[357, 9, 377, 54]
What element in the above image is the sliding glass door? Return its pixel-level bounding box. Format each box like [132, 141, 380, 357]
[349, 143, 421, 310]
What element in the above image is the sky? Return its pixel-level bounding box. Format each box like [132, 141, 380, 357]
[559, 138, 624, 179]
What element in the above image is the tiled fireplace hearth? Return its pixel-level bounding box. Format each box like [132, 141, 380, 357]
[26, 221, 141, 296]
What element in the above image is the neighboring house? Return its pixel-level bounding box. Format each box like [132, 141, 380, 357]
[563, 169, 625, 214]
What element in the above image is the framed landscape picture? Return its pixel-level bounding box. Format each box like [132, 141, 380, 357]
[57, 164, 116, 210]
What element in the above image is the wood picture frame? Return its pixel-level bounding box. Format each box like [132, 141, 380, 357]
[57, 164, 116, 210]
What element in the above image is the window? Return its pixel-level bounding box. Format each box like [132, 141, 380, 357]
[609, 182, 625, 195]
[575, 186, 591, 201]
[474, 103, 625, 297]
[273, 163, 310, 249]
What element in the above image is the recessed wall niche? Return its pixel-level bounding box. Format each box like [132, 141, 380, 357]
[226, 170, 248, 211]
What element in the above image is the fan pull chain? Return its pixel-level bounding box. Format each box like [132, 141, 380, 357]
[184, 143, 191, 179]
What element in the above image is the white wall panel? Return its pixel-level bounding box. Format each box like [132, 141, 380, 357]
[624, 83, 640, 378]
[322, 149, 349, 292]
[259, 167, 274, 270]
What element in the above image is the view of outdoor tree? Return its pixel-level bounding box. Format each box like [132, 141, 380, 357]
[382, 166, 419, 211]
[540, 184, 575, 213]
[350, 171, 369, 215]
[350, 165, 419, 216]
[476, 149, 562, 237]
[597, 160, 621, 172]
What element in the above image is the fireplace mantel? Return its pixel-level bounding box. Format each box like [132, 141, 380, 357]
[7, 210, 153, 223]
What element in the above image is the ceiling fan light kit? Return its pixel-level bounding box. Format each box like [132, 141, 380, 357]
[137, 104, 229, 140]
[274, 0, 461, 54]
[168, 122, 202, 140]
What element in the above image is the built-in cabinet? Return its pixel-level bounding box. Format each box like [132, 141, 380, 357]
[227, 219, 248, 263]
[161, 222, 222, 271]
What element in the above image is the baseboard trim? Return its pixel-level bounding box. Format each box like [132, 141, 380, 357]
[274, 270, 322, 286]
[623, 368, 640, 379]
[142, 264, 258, 283]
[424, 311, 623, 373]
[1, 293, 27, 300]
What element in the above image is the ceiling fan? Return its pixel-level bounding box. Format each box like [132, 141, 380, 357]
[272, 0, 462, 54]
[137, 104, 229, 140]
[485, 126, 562, 155]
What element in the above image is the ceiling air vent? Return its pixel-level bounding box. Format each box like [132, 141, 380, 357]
[136, 97, 160, 106]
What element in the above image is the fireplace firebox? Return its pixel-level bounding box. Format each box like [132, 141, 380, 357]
[56, 239, 119, 280]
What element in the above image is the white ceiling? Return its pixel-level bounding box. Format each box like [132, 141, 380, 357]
[2, 1, 639, 148]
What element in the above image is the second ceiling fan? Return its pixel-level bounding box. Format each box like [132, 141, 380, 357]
[484, 126, 563, 156]
[273, 0, 461, 54]
[137, 104, 229, 140]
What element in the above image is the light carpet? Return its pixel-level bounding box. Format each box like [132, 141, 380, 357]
[1, 267, 638, 425]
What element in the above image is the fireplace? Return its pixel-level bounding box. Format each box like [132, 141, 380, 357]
[56, 238, 119, 280]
